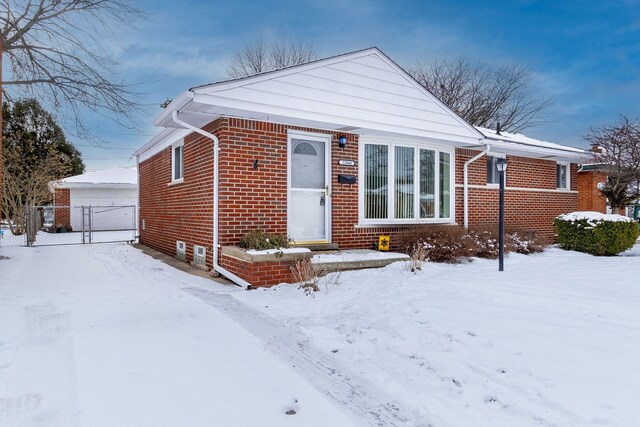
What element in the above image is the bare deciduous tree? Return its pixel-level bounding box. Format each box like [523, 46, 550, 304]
[227, 39, 318, 79]
[0, 0, 144, 135]
[2, 150, 70, 234]
[586, 116, 640, 211]
[407, 58, 551, 133]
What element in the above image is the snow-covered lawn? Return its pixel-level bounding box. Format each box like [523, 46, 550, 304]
[0, 229, 135, 247]
[2, 242, 640, 426]
[0, 244, 353, 426]
[235, 245, 640, 427]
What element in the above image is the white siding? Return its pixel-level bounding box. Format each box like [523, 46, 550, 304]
[69, 188, 137, 231]
[191, 51, 481, 144]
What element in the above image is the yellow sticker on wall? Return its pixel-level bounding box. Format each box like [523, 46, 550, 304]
[378, 235, 390, 251]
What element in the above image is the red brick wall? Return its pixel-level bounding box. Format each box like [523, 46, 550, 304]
[138, 119, 219, 267]
[455, 149, 579, 240]
[139, 117, 582, 283]
[216, 118, 364, 247]
[578, 171, 607, 213]
[219, 253, 298, 287]
[53, 188, 71, 229]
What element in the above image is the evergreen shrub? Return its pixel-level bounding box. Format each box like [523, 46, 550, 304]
[554, 212, 638, 256]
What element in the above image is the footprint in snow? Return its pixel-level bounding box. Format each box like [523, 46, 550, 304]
[284, 398, 299, 415]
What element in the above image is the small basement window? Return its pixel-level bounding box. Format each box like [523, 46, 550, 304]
[193, 245, 207, 267]
[556, 163, 569, 189]
[172, 142, 184, 182]
[176, 240, 186, 261]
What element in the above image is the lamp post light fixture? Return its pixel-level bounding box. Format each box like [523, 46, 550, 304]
[496, 158, 508, 271]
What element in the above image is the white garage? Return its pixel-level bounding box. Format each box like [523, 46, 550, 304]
[52, 166, 138, 231]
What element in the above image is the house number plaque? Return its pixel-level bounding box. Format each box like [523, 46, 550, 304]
[338, 159, 356, 166]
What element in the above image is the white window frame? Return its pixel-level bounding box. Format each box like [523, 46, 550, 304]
[358, 136, 455, 225]
[171, 141, 184, 183]
[556, 162, 570, 190]
[486, 154, 507, 187]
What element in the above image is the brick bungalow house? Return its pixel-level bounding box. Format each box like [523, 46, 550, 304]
[134, 47, 590, 288]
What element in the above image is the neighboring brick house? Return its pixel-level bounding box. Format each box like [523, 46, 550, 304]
[134, 47, 590, 288]
[577, 164, 608, 214]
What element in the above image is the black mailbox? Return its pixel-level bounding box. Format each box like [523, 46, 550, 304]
[338, 174, 356, 184]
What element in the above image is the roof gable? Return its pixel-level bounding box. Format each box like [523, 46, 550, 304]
[154, 48, 483, 145]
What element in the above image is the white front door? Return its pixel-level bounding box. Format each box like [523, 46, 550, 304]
[288, 131, 331, 243]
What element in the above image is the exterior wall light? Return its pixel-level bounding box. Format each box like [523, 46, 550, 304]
[338, 135, 348, 149]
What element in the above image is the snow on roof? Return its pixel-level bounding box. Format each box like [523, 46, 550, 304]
[57, 166, 138, 186]
[476, 126, 587, 154]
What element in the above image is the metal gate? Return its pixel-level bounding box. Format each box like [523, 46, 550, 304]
[1, 205, 137, 247]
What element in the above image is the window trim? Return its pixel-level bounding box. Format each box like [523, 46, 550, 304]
[556, 162, 570, 190]
[358, 136, 455, 225]
[171, 141, 184, 183]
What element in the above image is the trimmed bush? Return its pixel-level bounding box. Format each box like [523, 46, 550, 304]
[554, 211, 639, 256]
[398, 226, 547, 264]
[240, 230, 290, 250]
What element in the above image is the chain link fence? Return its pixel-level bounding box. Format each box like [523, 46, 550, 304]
[1, 205, 137, 247]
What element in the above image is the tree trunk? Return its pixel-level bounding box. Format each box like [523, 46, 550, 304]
[1, 36, 3, 220]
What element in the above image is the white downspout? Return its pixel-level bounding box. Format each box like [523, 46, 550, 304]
[171, 110, 252, 290]
[463, 144, 491, 229]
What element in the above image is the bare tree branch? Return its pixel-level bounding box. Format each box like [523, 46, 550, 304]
[586, 116, 640, 210]
[407, 58, 552, 133]
[0, 0, 144, 137]
[227, 39, 318, 79]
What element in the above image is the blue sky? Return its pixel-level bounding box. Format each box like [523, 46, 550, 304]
[75, 0, 640, 169]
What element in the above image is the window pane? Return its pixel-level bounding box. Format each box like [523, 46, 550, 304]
[487, 156, 499, 184]
[174, 146, 183, 179]
[420, 149, 435, 218]
[557, 164, 567, 188]
[395, 146, 414, 219]
[364, 144, 388, 219]
[291, 139, 325, 188]
[439, 152, 451, 218]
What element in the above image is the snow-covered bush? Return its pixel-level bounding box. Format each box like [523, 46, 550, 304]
[554, 211, 639, 256]
[240, 230, 290, 250]
[506, 231, 547, 255]
[399, 227, 546, 264]
[290, 260, 341, 295]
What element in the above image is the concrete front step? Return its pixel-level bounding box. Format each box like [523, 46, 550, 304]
[290, 242, 340, 251]
[311, 249, 409, 272]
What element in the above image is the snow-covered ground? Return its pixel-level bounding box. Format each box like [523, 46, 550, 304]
[235, 245, 640, 427]
[0, 244, 354, 426]
[1, 230, 136, 247]
[2, 242, 640, 426]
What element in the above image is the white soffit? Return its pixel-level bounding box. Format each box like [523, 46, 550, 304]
[135, 127, 192, 161]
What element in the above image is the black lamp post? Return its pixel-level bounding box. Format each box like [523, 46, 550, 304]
[496, 158, 508, 271]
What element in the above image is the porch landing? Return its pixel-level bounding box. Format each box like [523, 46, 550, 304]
[312, 249, 409, 272]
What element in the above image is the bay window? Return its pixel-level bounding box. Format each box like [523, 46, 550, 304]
[362, 140, 453, 223]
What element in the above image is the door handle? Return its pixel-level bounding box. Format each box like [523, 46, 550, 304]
[320, 195, 325, 206]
